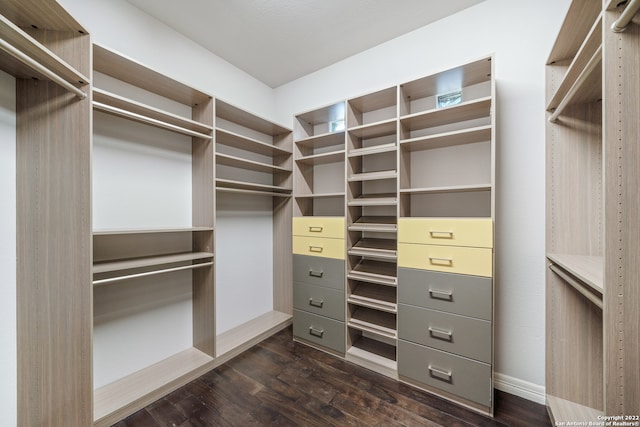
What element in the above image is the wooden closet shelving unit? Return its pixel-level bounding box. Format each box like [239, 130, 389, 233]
[213, 98, 294, 361]
[292, 56, 496, 415]
[545, 0, 639, 422]
[1, 1, 92, 425]
[91, 44, 216, 426]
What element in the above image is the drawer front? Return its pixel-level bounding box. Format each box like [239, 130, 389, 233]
[293, 309, 345, 353]
[398, 304, 491, 363]
[398, 218, 493, 248]
[294, 282, 345, 321]
[398, 243, 492, 277]
[293, 236, 345, 260]
[398, 268, 492, 320]
[398, 340, 492, 407]
[293, 255, 345, 290]
[293, 217, 345, 239]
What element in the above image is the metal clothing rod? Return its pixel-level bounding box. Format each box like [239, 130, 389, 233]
[549, 264, 603, 309]
[612, 0, 640, 32]
[93, 261, 213, 286]
[0, 38, 87, 99]
[549, 45, 602, 123]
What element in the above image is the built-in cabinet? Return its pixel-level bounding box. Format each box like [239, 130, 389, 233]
[1, 1, 92, 425]
[292, 56, 496, 415]
[545, 0, 639, 422]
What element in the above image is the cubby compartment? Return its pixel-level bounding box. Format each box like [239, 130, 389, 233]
[347, 86, 397, 128]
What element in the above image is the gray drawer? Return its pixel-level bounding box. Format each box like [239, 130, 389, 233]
[293, 254, 345, 290]
[398, 304, 491, 363]
[398, 340, 492, 407]
[293, 309, 345, 353]
[294, 282, 345, 321]
[398, 268, 492, 320]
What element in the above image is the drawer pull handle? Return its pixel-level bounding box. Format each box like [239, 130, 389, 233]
[428, 365, 452, 383]
[309, 298, 324, 308]
[428, 327, 453, 341]
[309, 326, 324, 338]
[308, 226, 324, 232]
[429, 257, 452, 266]
[309, 269, 324, 278]
[309, 246, 324, 253]
[428, 289, 453, 301]
[429, 230, 453, 239]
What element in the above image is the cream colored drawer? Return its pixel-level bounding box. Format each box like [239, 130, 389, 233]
[398, 218, 493, 248]
[293, 217, 345, 239]
[293, 236, 345, 260]
[398, 243, 492, 277]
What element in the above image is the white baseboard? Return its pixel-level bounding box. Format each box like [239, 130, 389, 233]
[494, 372, 546, 405]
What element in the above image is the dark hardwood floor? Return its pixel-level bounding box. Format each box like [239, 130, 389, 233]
[114, 327, 550, 427]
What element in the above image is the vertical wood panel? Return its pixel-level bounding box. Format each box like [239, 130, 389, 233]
[17, 79, 92, 426]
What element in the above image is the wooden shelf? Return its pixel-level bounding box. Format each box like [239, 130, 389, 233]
[93, 347, 214, 426]
[546, 395, 603, 424]
[216, 128, 292, 156]
[400, 125, 492, 151]
[349, 306, 397, 339]
[547, 253, 603, 294]
[349, 216, 397, 232]
[546, 15, 602, 112]
[347, 119, 397, 139]
[348, 259, 397, 286]
[295, 150, 345, 165]
[347, 86, 397, 127]
[348, 238, 397, 260]
[295, 192, 345, 199]
[94, 227, 213, 236]
[547, 1, 602, 64]
[294, 131, 345, 150]
[217, 99, 291, 137]
[349, 143, 397, 158]
[0, 13, 90, 87]
[347, 339, 397, 370]
[94, 44, 210, 106]
[216, 187, 292, 198]
[349, 282, 397, 313]
[348, 193, 398, 206]
[216, 178, 291, 194]
[93, 252, 214, 275]
[400, 97, 492, 132]
[93, 94, 213, 140]
[216, 152, 290, 174]
[400, 184, 491, 195]
[348, 170, 397, 182]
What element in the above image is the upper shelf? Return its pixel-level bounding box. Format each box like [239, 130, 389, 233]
[400, 97, 492, 132]
[216, 152, 291, 174]
[547, 2, 602, 64]
[93, 88, 213, 139]
[216, 99, 291, 137]
[216, 128, 291, 157]
[295, 150, 345, 165]
[547, 253, 603, 294]
[400, 125, 492, 151]
[94, 44, 211, 107]
[0, 13, 89, 93]
[348, 119, 397, 139]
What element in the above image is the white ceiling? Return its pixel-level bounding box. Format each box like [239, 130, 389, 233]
[125, 0, 485, 88]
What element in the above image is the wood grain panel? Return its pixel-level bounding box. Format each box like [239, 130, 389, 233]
[17, 80, 92, 426]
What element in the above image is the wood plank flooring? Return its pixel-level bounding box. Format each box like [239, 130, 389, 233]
[114, 327, 550, 426]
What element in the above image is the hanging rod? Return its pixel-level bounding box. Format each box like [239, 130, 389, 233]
[612, 0, 640, 32]
[93, 261, 214, 286]
[0, 38, 87, 99]
[549, 45, 602, 122]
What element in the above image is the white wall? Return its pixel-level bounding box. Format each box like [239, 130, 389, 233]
[0, 70, 17, 426]
[275, 0, 571, 396]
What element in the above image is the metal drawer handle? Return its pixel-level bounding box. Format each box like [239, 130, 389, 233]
[429, 257, 452, 266]
[429, 327, 453, 341]
[309, 326, 324, 338]
[309, 298, 324, 308]
[428, 365, 452, 383]
[309, 245, 324, 253]
[429, 230, 453, 239]
[309, 269, 324, 278]
[308, 226, 323, 232]
[428, 289, 453, 301]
